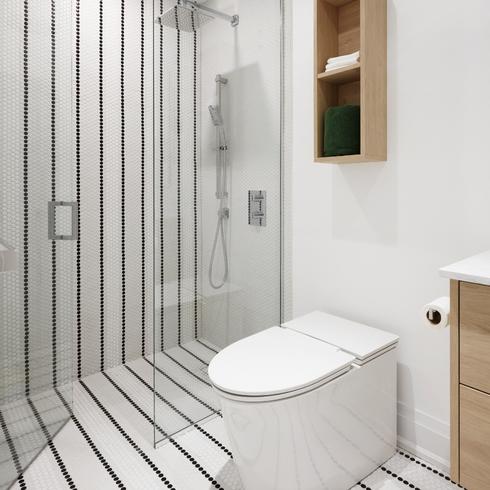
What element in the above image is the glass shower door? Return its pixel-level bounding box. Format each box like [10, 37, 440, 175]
[152, 0, 284, 447]
[0, 1, 74, 487]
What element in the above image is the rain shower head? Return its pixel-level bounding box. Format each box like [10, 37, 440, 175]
[159, 3, 213, 32]
[208, 105, 224, 127]
[159, 0, 239, 33]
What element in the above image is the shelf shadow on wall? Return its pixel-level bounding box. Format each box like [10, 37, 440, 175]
[331, 0, 398, 246]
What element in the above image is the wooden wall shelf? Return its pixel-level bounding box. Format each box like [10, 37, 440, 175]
[317, 62, 361, 84]
[314, 0, 387, 164]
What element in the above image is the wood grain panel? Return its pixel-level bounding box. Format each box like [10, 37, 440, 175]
[315, 0, 339, 158]
[460, 282, 490, 394]
[460, 385, 490, 490]
[338, 0, 360, 55]
[449, 280, 460, 482]
[316, 81, 338, 158]
[360, 0, 387, 161]
[316, 0, 339, 75]
[317, 62, 360, 84]
[338, 80, 360, 105]
[326, 0, 355, 6]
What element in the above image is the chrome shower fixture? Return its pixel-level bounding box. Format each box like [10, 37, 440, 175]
[159, 0, 239, 33]
[208, 74, 230, 290]
[208, 105, 224, 127]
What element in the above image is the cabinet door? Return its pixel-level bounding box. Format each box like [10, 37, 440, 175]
[460, 385, 490, 490]
[460, 282, 490, 394]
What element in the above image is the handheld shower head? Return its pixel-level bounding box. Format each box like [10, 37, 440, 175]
[208, 105, 224, 127]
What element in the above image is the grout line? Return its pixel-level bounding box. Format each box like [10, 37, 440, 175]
[175, 6, 182, 345]
[98, 0, 105, 373]
[50, 0, 58, 390]
[192, 11, 198, 341]
[158, 0, 165, 353]
[120, 0, 127, 365]
[75, 0, 82, 380]
[23, 0, 30, 399]
[139, 0, 147, 357]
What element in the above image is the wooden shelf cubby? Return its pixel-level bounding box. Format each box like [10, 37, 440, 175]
[314, 0, 386, 164]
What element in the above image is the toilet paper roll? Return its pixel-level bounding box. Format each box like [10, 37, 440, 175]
[423, 297, 450, 329]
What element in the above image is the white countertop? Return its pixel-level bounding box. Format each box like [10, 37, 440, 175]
[440, 250, 490, 286]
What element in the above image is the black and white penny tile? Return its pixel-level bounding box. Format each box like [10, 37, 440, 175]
[352, 451, 464, 490]
[6, 340, 463, 490]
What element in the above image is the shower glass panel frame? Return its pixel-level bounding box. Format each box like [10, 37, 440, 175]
[152, 0, 286, 447]
[0, 1, 75, 487]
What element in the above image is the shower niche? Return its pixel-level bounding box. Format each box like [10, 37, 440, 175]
[314, 0, 387, 164]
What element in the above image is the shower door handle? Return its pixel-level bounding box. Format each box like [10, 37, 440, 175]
[48, 201, 79, 241]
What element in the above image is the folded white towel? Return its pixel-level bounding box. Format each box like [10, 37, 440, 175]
[324, 59, 358, 72]
[326, 50, 360, 65]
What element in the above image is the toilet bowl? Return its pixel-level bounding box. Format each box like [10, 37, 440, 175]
[208, 311, 399, 490]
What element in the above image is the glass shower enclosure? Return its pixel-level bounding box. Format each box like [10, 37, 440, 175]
[152, 0, 285, 445]
[0, 2, 286, 483]
[0, 1, 74, 487]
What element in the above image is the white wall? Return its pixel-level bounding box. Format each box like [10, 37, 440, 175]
[292, 0, 490, 469]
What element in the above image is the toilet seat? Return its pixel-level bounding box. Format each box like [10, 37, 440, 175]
[208, 326, 355, 399]
[208, 312, 400, 402]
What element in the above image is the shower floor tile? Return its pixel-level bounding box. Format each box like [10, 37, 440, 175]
[0, 386, 71, 490]
[6, 339, 461, 490]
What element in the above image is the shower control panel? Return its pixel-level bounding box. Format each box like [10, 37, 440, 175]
[248, 191, 266, 227]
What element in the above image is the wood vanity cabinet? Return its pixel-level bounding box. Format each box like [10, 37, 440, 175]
[451, 280, 490, 489]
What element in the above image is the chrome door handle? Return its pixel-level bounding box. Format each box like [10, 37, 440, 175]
[48, 201, 79, 241]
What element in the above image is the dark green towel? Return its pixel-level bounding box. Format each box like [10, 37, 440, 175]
[323, 105, 360, 157]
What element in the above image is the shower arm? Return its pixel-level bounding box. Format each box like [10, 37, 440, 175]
[181, 0, 239, 28]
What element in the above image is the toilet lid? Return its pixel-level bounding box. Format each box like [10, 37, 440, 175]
[283, 311, 399, 363]
[208, 327, 355, 397]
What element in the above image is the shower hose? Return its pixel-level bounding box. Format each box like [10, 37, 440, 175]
[208, 200, 229, 289]
[208, 127, 229, 290]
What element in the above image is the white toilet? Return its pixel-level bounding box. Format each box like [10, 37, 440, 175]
[208, 311, 399, 490]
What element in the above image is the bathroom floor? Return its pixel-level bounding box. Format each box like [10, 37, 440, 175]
[5, 340, 461, 490]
